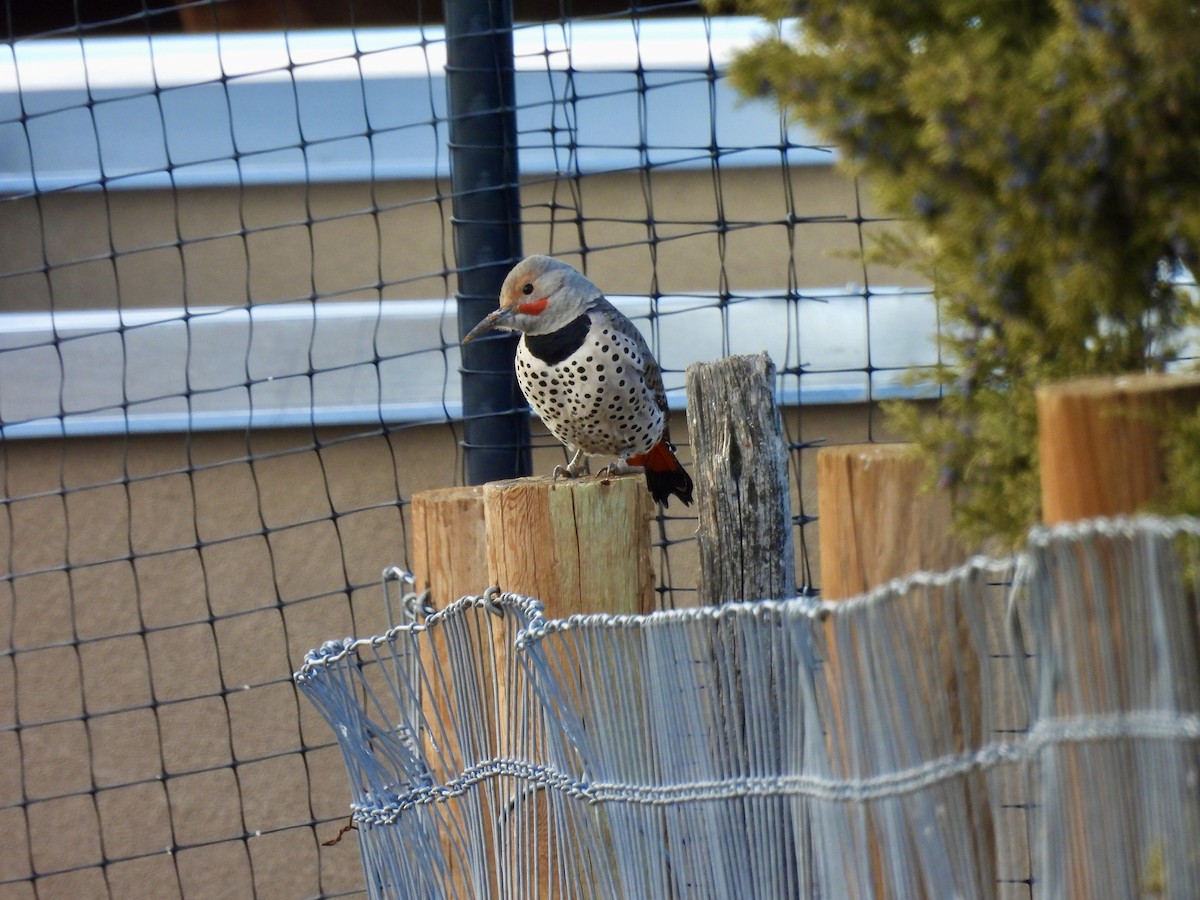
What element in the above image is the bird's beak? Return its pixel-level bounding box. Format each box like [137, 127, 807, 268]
[462, 307, 514, 344]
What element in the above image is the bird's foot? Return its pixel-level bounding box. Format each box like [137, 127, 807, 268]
[553, 448, 589, 480]
[597, 459, 641, 479]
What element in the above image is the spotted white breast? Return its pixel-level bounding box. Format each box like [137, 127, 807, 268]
[514, 300, 667, 458]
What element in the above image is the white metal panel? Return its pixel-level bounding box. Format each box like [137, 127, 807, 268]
[0, 19, 828, 193]
[0, 288, 941, 438]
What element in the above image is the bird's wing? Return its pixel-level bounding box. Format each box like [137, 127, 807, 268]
[590, 295, 672, 423]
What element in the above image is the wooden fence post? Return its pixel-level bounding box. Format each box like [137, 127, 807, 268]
[408, 487, 492, 896]
[685, 351, 795, 604]
[408, 472, 655, 898]
[482, 473, 655, 616]
[411, 485, 489, 608]
[1037, 372, 1200, 524]
[484, 473, 654, 895]
[411, 474, 655, 615]
[684, 352, 802, 890]
[816, 443, 980, 899]
[1036, 372, 1200, 897]
[816, 443, 965, 600]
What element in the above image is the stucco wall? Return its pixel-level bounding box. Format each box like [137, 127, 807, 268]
[2, 164, 922, 896]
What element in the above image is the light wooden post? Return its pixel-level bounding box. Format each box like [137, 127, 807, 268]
[409, 473, 655, 898]
[411, 485, 489, 607]
[411, 475, 655, 615]
[485, 473, 653, 895]
[1037, 372, 1200, 523]
[816, 443, 978, 899]
[1036, 372, 1200, 897]
[409, 483, 491, 776]
[685, 352, 795, 605]
[483, 473, 655, 616]
[816, 443, 965, 600]
[409, 487, 493, 896]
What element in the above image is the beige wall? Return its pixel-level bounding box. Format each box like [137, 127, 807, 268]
[1, 409, 904, 898]
[1, 166, 921, 313]
[1, 164, 927, 897]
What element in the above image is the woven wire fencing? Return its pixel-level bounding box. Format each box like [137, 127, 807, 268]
[5, 1, 942, 898]
[296, 516, 1200, 899]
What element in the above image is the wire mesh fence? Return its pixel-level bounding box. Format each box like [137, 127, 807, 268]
[296, 516, 1200, 899]
[3, 1, 963, 898]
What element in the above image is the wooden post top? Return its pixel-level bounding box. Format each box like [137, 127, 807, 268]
[480, 472, 639, 491]
[1036, 371, 1200, 400]
[1037, 372, 1200, 524]
[412, 472, 655, 617]
[817, 442, 966, 601]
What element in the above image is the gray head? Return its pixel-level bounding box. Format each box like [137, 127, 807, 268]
[462, 255, 600, 343]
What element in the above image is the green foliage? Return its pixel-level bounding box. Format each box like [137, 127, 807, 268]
[1163, 407, 1200, 518]
[715, 0, 1200, 544]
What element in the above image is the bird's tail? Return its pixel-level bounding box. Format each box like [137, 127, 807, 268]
[629, 441, 694, 507]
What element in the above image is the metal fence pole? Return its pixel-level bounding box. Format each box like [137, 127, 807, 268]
[445, 0, 531, 484]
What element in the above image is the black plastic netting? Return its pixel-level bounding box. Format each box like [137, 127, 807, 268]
[1, 2, 938, 896]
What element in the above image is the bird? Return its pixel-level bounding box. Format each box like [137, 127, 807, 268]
[462, 255, 694, 507]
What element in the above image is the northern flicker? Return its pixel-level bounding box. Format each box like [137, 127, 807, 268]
[462, 255, 694, 507]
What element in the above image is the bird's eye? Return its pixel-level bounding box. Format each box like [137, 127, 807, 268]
[522, 283, 534, 295]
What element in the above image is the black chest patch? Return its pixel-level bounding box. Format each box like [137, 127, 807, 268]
[523, 312, 592, 366]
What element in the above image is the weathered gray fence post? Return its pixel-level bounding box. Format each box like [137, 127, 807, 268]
[685, 351, 802, 894]
[685, 352, 796, 604]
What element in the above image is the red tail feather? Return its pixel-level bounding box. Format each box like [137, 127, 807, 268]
[628, 441, 694, 507]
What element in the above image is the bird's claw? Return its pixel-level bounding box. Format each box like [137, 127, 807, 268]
[597, 460, 638, 478]
[554, 448, 588, 480]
